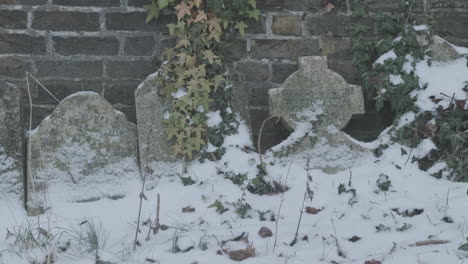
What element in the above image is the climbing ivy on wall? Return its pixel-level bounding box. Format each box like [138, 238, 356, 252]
[145, 0, 258, 160]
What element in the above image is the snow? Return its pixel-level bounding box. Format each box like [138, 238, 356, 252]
[413, 25, 429, 31]
[171, 88, 188, 99]
[412, 58, 468, 111]
[374, 50, 397, 65]
[389, 74, 404, 85]
[206, 111, 223, 128]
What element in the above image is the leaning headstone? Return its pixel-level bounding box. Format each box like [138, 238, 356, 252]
[0, 80, 24, 194]
[135, 72, 252, 179]
[135, 73, 181, 179]
[429, 35, 462, 62]
[268, 56, 367, 173]
[27, 92, 139, 215]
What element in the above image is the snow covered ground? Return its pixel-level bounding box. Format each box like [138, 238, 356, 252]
[1, 135, 467, 264]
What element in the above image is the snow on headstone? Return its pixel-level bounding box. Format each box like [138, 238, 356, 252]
[268, 56, 367, 173]
[27, 92, 139, 215]
[0, 80, 24, 194]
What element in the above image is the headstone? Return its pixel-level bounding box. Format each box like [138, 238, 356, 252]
[135, 72, 252, 179]
[135, 73, 181, 179]
[268, 56, 367, 173]
[429, 35, 462, 62]
[27, 92, 139, 215]
[0, 80, 24, 194]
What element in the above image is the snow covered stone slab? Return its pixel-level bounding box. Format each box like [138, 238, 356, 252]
[0, 80, 24, 194]
[268, 56, 367, 173]
[428, 36, 462, 62]
[27, 92, 139, 215]
[135, 73, 182, 179]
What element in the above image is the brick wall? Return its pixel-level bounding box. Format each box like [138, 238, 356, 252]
[1, 0, 467, 150]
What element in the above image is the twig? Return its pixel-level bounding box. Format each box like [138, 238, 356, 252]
[331, 219, 346, 258]
[409, 240, 450, 247]
[146, 193, 161, 241]
[273, 158, 295, 253]
[257, 116, 280, 163]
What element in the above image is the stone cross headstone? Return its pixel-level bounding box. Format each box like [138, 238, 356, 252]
[268, 56, 367, 173]
[27, 92, 139, 215]
[0, 80, 24, 194]
[135, 72, 252, 179]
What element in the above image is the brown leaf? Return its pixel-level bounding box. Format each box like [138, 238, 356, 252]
[258, 226, 273, 238]
[228, 246, 256, 261]
[364, 261, 382, 264]
[182, 206, 195, 213]
[429, 96, 443, 104]
[305, 207, 321, 214]
[422, 123, 438, 138]
[324, 2, 335, 13]
[194, 10, 207, 23]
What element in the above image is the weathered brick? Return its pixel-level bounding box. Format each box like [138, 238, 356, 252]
[251, 39, 319, 59]
[124, 36, 156, 56]
[0, 34, 46, 54]
[25, 105, 54, 130]
[0, 0, 47, 4]
[34, 80, 103, 104]
[36, 60, 103, 78]
[272, 16, 303, 36]
[306, 15, 374, 37]
[246, 16, 267, 34]
[0, 57, 33, 79]
[236, 61, 269, 82]
[433, 14, 468, 38]
[256, 0, 321, 12]
[52, 0, 120, 7]
[105, 60, 155, 79]
[327, 59, 359, 84]
[431, 0, 468, 9]
[319, 36, 352, 59]
[53, 37, 119, 56]
[32, 11, 100, 31]
[272, 62, 298, 83]
[224, 39, 247, 59]
[127, 0, 152, 7]
[104, 80, 140, 105]
[248, 82, 278, 106]
[106, 12, 172, 32]
[0, 10, 27, 29]
[113, 104, 137, 124]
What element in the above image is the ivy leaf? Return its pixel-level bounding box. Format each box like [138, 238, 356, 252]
[194, 0, 203, 8]
[144, 3, 160, 23]
[247, 0, 256, 8]
[194, 10, 208, 23]
[458, 243, 468, 251]
[157, 0, 169, 8]
[175, 2, 192, 20]
[203, 50, 218, 64]
[235, 21, 248, 37]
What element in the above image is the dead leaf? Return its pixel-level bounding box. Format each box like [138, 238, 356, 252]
[305, 207, 322, 214]
[422, 122, 438, 138]
[258, 226, 273, 238]
[364, 261, 382, 264]
[228, 246, 256, 261]
[324, 2, 335, 13]
[182, 206, 195, 213]
[456, 99, 467, 109]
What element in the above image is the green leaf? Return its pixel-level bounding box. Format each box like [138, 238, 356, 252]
[157, 0, 169, 8]
[235, 21, 248, 37]
[144, 3, 160, 23]
[338, 183, 346, 195]
[377, 174, 391, 192]
[180, 176, 196, 186]
[458, 243, 468, 251]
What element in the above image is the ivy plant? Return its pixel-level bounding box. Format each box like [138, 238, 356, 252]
[145, 0, 259, 160]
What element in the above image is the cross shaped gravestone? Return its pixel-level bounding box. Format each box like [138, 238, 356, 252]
[268, 56, 367, 173]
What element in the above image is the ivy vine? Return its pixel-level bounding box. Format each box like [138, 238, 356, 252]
[145, 0, 259, 160]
